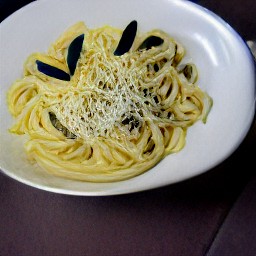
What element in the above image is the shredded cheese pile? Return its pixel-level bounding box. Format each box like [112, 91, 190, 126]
[52, 52, 146, 139]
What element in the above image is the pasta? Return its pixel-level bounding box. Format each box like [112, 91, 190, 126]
[7, 21, 213, 182]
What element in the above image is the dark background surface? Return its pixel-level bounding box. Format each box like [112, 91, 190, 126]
[0, 0, 256, 255]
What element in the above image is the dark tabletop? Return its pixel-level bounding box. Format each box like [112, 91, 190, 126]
[0, 1, 256, 255]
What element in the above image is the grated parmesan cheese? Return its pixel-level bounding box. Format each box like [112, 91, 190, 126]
[51, 49, 150, 140]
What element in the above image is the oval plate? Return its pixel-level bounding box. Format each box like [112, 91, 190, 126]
[0, 0, 255, 195]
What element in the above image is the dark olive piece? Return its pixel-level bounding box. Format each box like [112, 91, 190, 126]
[138, 36, 164, 50]
[36, 60, 70, 81]
[183, 65, 192, 80]
[114, 20, 137, 56]
[67, 34, 84, 75]
[49, 112, 76, 139]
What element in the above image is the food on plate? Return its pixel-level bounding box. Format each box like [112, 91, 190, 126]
[6, 20, 213, 182]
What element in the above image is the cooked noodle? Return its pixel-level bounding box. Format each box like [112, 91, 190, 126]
[7, 21, 213, 182]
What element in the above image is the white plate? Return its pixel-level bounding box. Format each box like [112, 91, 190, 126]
[0, 0, 255, 196]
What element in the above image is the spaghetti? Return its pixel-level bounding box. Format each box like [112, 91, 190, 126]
[7, 21, 213, 182]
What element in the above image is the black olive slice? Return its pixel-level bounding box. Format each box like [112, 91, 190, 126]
[67, 34, 84, 75]
[138, 36, 164, 51]
[36, 60, 70, 81]
[114, 20, 137, 56]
